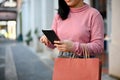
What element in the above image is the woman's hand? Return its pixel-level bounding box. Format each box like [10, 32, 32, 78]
[40, 35, 51, 45]
[54, 40, 74, 52]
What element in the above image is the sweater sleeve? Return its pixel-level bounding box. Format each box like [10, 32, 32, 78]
[88, 13, 104, 54]
[72, 13, 104, 55]
[52, 14, 59, 33]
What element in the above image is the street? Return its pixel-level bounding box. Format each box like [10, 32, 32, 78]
[0, 39, 118, 80]
[0, 39, 53, 80]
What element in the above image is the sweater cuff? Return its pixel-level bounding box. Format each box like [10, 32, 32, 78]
[47, 43, 55, 49]
[71, 42, 82, 56]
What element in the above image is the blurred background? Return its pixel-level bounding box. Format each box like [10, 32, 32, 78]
[0, 0, 120, 80]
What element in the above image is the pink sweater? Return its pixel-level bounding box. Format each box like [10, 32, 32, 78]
[51, 4, 104, 55]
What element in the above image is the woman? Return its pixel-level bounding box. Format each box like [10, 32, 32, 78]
[40, 0, 104, 58]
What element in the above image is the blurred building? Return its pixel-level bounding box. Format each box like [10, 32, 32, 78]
[0, 0, 120, 79]
[19, 0, 120, 78]
[0, 0, 17, 39]
[109, 0, 120, 78]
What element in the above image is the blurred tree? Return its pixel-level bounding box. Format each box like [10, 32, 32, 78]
[25, 30, 33, 45]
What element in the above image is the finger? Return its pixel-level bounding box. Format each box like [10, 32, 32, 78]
[40, 38, 44, 43]
[54, 43, 63, 47]
[58, 48, 67, 52]
[54, 41, 63, 45]
[54, 44, 66, 51]
[54, 41, 60, 44]
[40, 36, 46, 42]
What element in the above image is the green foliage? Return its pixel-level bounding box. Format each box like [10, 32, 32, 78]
[25, 30, 33, 45]
[34, 28, 38, 35]
[34, 28, 40, 37]
[25, 28, 40, 45]
[26, 30, 31, 37]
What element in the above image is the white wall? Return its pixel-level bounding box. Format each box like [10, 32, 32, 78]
[40, 0, 54, 31]
[54, 0, 58, 15]
[84, 0, 90, 5]
[16, 12, 20, 37]
[109, 0, 120, 78]
[106, 0, 112, 54]
[22, 0, 30, 40]
[20, 0, 55, 50]
[34, 0, 42, 34]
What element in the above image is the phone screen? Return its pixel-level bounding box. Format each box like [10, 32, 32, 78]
[42, 29, 60, 44]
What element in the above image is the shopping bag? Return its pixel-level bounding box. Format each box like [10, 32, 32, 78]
[52, 45, 101, 80]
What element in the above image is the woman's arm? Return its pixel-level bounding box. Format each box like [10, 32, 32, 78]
[72, 13, 104, 55]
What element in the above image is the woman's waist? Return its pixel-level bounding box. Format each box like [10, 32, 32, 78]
[58, 52, 95, 58]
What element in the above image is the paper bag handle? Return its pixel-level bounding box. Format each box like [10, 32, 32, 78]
[81, 44, 90, 58]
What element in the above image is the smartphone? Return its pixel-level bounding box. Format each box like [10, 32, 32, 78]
[42, 29, 60, 44]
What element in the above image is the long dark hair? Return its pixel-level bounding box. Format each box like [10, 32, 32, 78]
[58, 0, 70, 20]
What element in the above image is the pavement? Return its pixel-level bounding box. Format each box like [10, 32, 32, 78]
[0, 45, 5, 80]
[0, 38, 119, 80]
[0, 39, 53, 80]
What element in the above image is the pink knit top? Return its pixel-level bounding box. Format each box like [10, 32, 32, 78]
[50, 4, 104, 55]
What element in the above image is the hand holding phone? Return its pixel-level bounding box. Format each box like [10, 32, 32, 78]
[42, 29, 60, 44]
